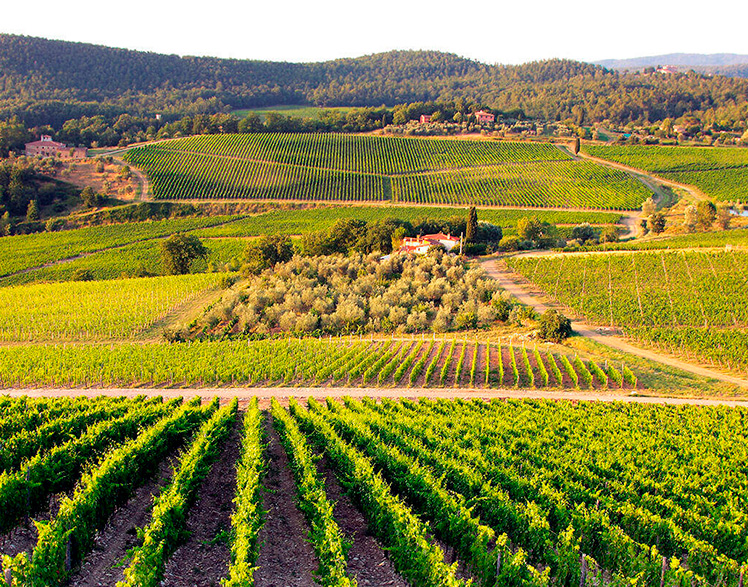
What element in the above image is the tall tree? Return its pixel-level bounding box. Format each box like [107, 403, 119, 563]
[160, 233, 208, 275]
[465, 207, 478, 242]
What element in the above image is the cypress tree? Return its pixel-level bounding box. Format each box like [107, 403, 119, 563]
[465, 206, 478, 242]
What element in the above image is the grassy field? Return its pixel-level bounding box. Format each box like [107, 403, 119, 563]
[600, 226, 748, 250]
[584, 144, 748, 202]
[0, 216, 239, 278]
[123, 134, 651, 209]
[231, 105, 353, 120]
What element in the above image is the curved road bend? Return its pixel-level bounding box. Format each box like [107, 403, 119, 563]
[480, 257, 748, 390]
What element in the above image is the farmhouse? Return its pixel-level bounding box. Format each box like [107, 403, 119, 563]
[25, 135, 87, 159]
[400, 233, 461, 255]
[474, 110, 495, 124]
[420, 114, 432, 124]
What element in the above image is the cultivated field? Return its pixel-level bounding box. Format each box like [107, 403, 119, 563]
[0, 274, 224, 341]
[585, 145, 748, 202]
[1, 396, 746, 586]
[0, 338, 637, 389]
[123, 134, 652, 209]
[508, 250, 748, 371]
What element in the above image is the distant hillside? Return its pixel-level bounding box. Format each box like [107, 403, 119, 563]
[597, 53, 748, 78]
[1, 34, 748, 128]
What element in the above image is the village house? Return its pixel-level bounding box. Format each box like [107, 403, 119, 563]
[419, 114, 432, 124]
[25, 135, 87, 159]
[474, 110, 495, 124]
[400, 233, 461, 255]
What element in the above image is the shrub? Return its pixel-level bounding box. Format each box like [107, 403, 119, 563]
[538, 309, 572, 342]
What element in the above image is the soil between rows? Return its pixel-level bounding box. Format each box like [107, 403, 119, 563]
[68, 454, 178, 586]
[161, 420, 243, 586]
[255, 413, 320, 586]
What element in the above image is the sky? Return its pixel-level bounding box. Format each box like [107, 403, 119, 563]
[3, 0, 747, 65]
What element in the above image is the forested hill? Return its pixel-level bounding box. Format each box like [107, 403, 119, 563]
[1, 33, 748, 128]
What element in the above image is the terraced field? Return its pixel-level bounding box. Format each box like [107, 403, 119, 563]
[123, 134, 652, 209]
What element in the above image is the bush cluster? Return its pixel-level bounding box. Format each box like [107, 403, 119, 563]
[197, 251, 512, 337]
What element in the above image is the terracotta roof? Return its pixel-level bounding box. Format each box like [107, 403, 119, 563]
[26, 140, 67, 148]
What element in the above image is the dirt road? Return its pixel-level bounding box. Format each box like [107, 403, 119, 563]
[2, 387, 747, 407]
[480, 257, 748, 390]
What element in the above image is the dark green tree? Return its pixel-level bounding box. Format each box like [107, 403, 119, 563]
[696, 201, 717, 230]
[25, 199, 40, 221]
[573, 137, 581, 154]
[647, 212, 667, 235]
[538, 309, 572, 342]
[160, 233, 208, 275]
[243, 235, 293, 275]
[465, 207, 478, 242]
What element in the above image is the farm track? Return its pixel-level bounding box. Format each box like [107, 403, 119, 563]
[578, 150, 708, 202]
[1, 387, 746, 406]
[69, 457, 177, 586]
[480, 256, 748, 390]
[316, 454, 408, 586]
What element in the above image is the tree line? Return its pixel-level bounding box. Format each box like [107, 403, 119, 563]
[1, 34, 746, 133]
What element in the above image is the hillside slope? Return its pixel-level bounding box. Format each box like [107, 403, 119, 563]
[2, 34, 748, 127]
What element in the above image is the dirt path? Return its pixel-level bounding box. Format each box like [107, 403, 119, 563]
[479, 257, 748, 390]
[161, 422, 241, 586]
[2, 387, 747, 406]
[254, 414, 320, 587]
[578, 150, 707, 202]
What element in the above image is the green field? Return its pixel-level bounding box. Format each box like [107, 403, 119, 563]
[0, 216, 239, 278]
[601, 226, 748, 250]
[585, 144, 748, 202]
[0, 274, 225, 341]
[123, 134, 651, 209]
[0, 238, 248, 286]
[4, 397, 744, 586]
[508, 250, 748, 371]
[191, 206, 622, 237]
[231, 105, 354, 120]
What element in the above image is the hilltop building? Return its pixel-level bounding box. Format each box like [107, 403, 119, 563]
[25, 136, 87, 159]
[400, 233, 461, 255]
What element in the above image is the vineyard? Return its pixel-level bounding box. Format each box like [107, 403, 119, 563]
[0, 216, 239, 278]
[123, 134, 652, 209]
[0, 274, 226, 341]
[0, 337, 638, 390]
[584, 145, 748, 203]
[1, 396, 747, 586]
[0, 238, 248, 287]
[598, 226, 748, 251]
[507, 250, 748, 371]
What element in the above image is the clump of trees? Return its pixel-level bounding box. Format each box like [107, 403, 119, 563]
[499, 216, 562, 251]
[196, 252, 515, 337]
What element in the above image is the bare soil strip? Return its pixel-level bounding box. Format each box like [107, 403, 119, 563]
[316, 455, 408, 587]
[2, 387, 746, 407]
[68, 456, 177, 586]
[254, 414, 320, 587]
[161, 421, 242, 586]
